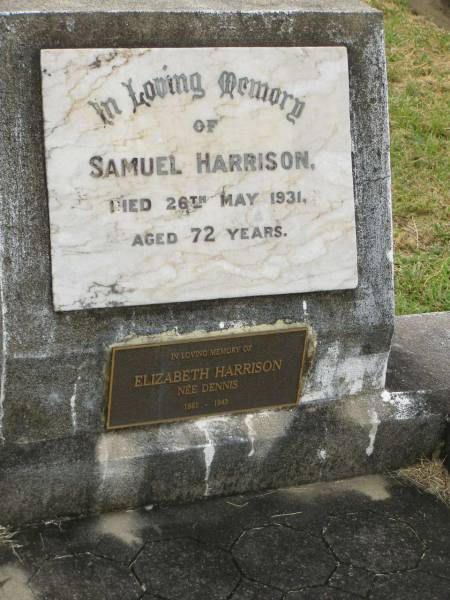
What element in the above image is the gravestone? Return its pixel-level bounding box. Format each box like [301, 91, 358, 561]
[0, 0, 395, 525]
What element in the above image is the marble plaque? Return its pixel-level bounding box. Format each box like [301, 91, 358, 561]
[41, 47, 357, 311]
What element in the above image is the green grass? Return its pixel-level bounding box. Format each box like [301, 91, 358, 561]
[367, 0, 450, 314]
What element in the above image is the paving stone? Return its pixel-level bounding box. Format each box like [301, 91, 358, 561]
[371, 571, 449, 600]
[328, 564, 374, 596]
[324, 511, 423, 572]
[367, 486, 450, 580]
[1, 475, 449, 600]
[0, 560, 35, 600]
[367, 476, 450, 544]
[232, 525, 335, 591]
[240, 475, 399, 537]
[420, 535, 450, 580]
[0, 544, 18, 569]
[138, 496, 270, 550]
[13, 512, 147, 569]
[286, 587, 357, 599]
[134, 537, 239, 600]
[254, 490, 337, 538]
[29, 555, 141, 600]
[230, 579, 283, 600]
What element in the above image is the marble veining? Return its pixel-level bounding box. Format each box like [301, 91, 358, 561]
[41, 47, 357, 311]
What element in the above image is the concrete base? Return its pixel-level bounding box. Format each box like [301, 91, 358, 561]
[1, 313, 449, 527]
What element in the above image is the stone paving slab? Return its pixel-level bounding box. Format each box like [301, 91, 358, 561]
[386, 312, 450, 393]
[0, 474, 449, 600]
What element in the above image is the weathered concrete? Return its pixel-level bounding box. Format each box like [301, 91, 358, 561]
[1, 336, 448, 526]
[445, 418, 450, 471]
[0, 0, 397, 524]
[0, 474, 449, 599]
[0, 0, 392, 441]
[386, 311, 450, 469]
[0, 303, 447, 526]
[386, 312, 450, 393]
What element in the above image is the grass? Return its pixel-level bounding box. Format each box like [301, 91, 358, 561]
[367, 0, 450, 314]
[399, 458, 450, 506]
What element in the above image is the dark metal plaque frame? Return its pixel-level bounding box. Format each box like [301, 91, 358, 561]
[106, 327, 307, 430]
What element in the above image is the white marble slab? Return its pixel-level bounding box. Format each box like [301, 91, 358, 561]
[41, 47, 357, 311]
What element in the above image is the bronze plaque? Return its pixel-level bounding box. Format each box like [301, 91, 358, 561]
[106, 327, 307, 430]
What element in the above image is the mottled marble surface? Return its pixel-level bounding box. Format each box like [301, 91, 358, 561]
[42, 47, 357, 310]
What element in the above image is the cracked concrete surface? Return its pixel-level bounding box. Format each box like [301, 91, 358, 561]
[0, 474, 449, 599]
